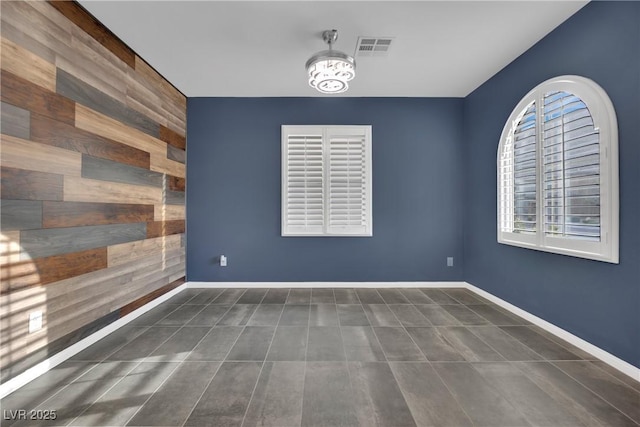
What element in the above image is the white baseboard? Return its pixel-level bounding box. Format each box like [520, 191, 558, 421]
[0, 283, 187, 400]
[187, 281, 468, 289]
[464, 281, 640, 382]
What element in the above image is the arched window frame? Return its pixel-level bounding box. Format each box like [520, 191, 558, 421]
[497, 75, 619, 263]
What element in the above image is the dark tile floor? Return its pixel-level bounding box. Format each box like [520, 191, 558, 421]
[3, 287, 639, 427]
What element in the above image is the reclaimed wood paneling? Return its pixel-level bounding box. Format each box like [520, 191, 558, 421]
[57, 68, 159, 137]
[159, 124, 186, 149]
[120, 277, 185, 317]
[1, 37, 56, 91]
[146, 220, 186, 238]
[1, 134, 82, 176]
[107, 234, 182, 267]
[20, 223, 147, 259]
[1, 70, 75, 126]
[154, 204, 185, 221]
[81, 155, 163, 187]
[31, 112, 150, 169]
[0, 0, 186, 381]
[0, 200, 42, 231]
[1, 167, 63, 201]
[64, 176, 163, 205]
[47, 0, 135, 68]
[167, 175, 186, 192]
[1, 102, 30, 139]
[166, 144, 186, 164]
[34, 247, 108, 285]
[43, 201, 154, 228]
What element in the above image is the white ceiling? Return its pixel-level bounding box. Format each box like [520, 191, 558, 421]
[78, 1, 588, 97]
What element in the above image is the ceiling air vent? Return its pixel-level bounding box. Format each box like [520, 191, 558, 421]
[355, 37, 394, 57]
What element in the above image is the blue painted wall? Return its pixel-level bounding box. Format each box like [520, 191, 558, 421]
[187, 98, 465, 282]
[463, 1, 640, 368]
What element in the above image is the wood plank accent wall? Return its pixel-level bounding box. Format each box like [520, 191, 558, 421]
[0, 0, 187, 381]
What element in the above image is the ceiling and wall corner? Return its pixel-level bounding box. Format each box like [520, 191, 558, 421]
[78, 0, 588, 97]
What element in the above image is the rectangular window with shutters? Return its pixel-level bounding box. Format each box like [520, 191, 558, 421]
[282, 125, 372, 236]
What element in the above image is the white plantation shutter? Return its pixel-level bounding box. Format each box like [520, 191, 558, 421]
[327, 128, 371, 235]
[543, 91, 600, 241]
[497, 76, 618, 263]
[282, 125, 372, 236]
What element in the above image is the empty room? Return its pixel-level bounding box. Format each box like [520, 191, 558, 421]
[1, 0, 638, 426]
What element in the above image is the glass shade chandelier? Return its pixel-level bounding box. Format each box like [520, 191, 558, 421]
[305, 29, 356, 94]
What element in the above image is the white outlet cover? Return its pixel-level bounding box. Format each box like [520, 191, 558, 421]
[29, 311, 43, 333]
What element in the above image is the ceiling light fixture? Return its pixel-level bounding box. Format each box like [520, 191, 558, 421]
[305, 29, 355, 94]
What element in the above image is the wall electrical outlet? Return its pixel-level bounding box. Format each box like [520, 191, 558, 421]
[29, 311, 43, 333]
[220, 255, 227, 267]
[447, 257, 454, 267]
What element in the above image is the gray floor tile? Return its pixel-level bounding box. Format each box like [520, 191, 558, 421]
[71, 326, 149, 361]
[377, 289, 410, 304]
[437, 326, 505, 362]
[286, 288, 311, 304]
[247, 304, 284, 326]
[515, 361, 637, 427]
[129, 304, 182, 326]
[373, 327, 425, 361]
[107, 327, 179, 361]
[527, 325, 595, 359]
[468, 304, 528, 325]
[212, 288, 247, 304]
[307, 327, 345, 361]
[217, 304, 259, 326]
[69, 361, 179, 426]
[441, 305, 491, 325]
[266, 326, 307, 361]
[472, 362, 588, 427]
[243, 362, 305, 427]
[501, 326, 583, 360]
[156, 305, 205, 326]
[311, 288, 335, 303]
[419, 289, 458, 304]
[355, 288, 384, 304]
[261, 289, 289, 304]
[390, 362, 472, 427]
[279, 305, 310, 326]
[226, 326, 275, 361]
[405, 327, 465, 361]
[236, 288, 268, 304]
[414, 304, 461, 326]
[362, 304, 402, 326]
[388, 304, 431, 326]
[399, 288, 435, 304]
[185, 289, 224, 305]
[432, 362, 531, 427]
[185, 362, 262, 427]
[146, 327, 210, 362]
[341, 326, 386, 361]
[333, 288, 360, 304]
[468, 326, 543, 361]
[186, 326, 243, 361]
[166, 289, 202, 305]
[443, 288, 486, 304]
[302, 362, 359, 427]
[127, 361, 220, 426]
[309, 304, 339, 326]
[19, 361, 139, 427]
[590, 361, 640, 393]
[1, 361, 94, 427]
[186, 304, 231, 326]
[337, 304, 370, 326]
[348, 361, 416, 427]
[552, 361, 640, 424]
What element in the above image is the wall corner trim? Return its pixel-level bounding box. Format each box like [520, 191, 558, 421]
[464, 281, 640, 382]
[186, 281, 468, 289]
[0, 283, 188, 400]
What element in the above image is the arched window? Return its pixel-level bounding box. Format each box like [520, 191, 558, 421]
[497, 76, 619, 263]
